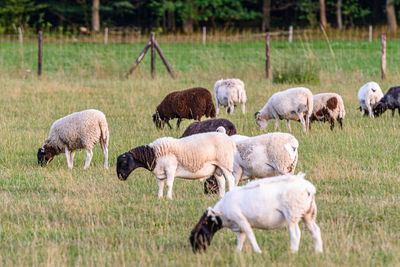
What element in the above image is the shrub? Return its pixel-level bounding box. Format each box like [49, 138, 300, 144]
[273, 61, 320, 84]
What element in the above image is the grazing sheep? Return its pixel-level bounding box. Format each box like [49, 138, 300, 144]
[310, 93, 346, 130]
[152, 87, 216, 129]
[358, 81, 383, 118]
[204, 132, 299, 194]
[37, 109, 109, 169]
[255, 87, 313, 133]
[373, 86, 400, 117]
[190, 173, 323, 254]
[214, 78, 247, 114]
[116, 132, 236, 199]
[180, 118, 237, 138]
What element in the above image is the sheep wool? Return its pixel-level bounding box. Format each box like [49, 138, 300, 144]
[214, 78, 247, 114]
[311, 93, 346, 130]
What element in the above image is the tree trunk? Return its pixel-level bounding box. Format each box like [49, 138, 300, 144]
[337, 0, 342, 30]
[320, 0, 327, 28]
[386, 0, 397, 32]
[183, 0, 194, 34]
[262, 0, 271, 32]
[92, 0, 100, 32]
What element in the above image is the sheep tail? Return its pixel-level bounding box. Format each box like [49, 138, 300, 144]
[99, 119, 109, 148]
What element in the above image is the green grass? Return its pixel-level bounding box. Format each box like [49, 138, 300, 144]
[0, 39, 399, 265]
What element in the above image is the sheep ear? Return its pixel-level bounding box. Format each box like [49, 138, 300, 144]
[372, 88, 376, 92]
[254, 111, 260, 119]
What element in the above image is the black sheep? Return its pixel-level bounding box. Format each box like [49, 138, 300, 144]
[180, 118, 237, 138]
[153, 87, 216, 129]
[373, 86, 400, 117]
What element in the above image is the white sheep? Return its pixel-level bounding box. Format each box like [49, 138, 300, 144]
[37, 109, 109, 169]
[205, 131, 298, 194]
[116, 132, 236, 199]
[311, 93, 346, 130]
[358, 81, 383, 118]
[190, 173, 323, 254]
[255, 87, 313, 133]
[214, 78, 247, 115]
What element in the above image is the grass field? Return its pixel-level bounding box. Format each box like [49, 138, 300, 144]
[0, 39, 400, 266]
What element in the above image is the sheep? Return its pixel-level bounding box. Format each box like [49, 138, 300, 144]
[152, 87, 216, 129]
[255, 87, 313, 133]
[116, 132, 236, 199]
[373, 86, 400, 117]
[357, 81, 383, 118]
[310, 93, 346, 130]
[189, 173, 323, 254]
[37, 109, 109, 169]
[204, 132, 299, 194]
[180, 118, 237, 138]
[214, 78, 247, 115]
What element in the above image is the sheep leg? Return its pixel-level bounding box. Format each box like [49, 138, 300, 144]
[70, 150, 75, 166]
[165, 119, 173, 129]
[274, 118, 279, 130]
[214, 170, 226, 198]
[286, 119, 292, 132]
[221, 168, 235, 192]
[329, 118, 335, 130]
[392, 109, 395, 117]
[303, 217, 323, 253]
[84, 149, 93, 170]
[338, 118, 343, 129]
[237, 216, 262, 253]
[368, 105, 374, 118]
[232, 165, 243, 186]
[229, 105, 234, 114]
[157, 179, 165, 198]
[298, 113, 307, 133]
[236, 232, 247, 252]
[241, 103, 245, 114]
[176, 118, 182, 128]
[165, 170, 176, 200]
[398, 108, 400, 117]
[102, 145, 109, 169]
[65, 147, 73, 169]
[287, 222, 301, 252]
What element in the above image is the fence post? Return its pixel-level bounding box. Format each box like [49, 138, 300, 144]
[38, 31, 42, 77]
[381, 35, 386, 80]
[104, 27, 108, 44]
[369, 25, 372, 42]
[151, 32, 155, 78]
[266, 33, 270, 78]
[18, 27, 23, 44]
[289, 25, 293, 42]
[202, 26, 206, 45]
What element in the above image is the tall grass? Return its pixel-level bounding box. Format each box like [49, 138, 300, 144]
[0, 40, 399, 265]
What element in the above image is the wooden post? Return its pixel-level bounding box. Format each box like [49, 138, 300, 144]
[104, 27, 108, 44]
[38, 31, 42, 77]
[202, 26, 206, 45]
[125, 40, 151, 78]
[154, 40, 176, 79]
[289, 25, 293, 42]
[18, 27, 23, 44]
[265, 33, 270, 78]
[369, 25, 372, 42]
[381, 35, 386, 80]
[151, 32, 155, 78]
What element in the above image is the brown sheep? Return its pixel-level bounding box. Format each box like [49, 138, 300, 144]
[180, 118, 237, 138]
[153, 87, 216, 129]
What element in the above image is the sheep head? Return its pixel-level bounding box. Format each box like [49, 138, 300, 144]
[189, 208, 223, 253]
[116, 152, 137, 181]
[152, 112, 163, 129]
[254, 111, 268, 130]
[373, 102, 386, 117]
[37, 144, 57, 166]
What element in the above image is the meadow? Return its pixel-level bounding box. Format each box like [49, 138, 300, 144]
[0, 36, 399, 265]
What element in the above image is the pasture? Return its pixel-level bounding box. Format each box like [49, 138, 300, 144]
[0, 38, 399, 265]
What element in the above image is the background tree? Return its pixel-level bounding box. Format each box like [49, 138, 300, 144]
[386, 0, 397, 32]
[92, 0, 100, 32]
[320, 0, 328, 28]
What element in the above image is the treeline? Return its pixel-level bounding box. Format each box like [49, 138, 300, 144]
[0, 0, 399, 34]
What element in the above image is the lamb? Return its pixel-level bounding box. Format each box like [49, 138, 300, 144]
[310, 93, 346, 130]
[357, 81, 383, 118]
[189, 173, 323, 254]
[37, 109, 109, 169]
[204, 132, 299, 194]
[255, 87, 313, 133]
[116, 132, 236, 199]
[373, 86, 400, 117]
[152, 87, 216, 129]
[214, 78, 247, 114]
[180, 118, 237, 138]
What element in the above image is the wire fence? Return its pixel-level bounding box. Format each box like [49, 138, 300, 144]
[1, 27, 400, 80]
